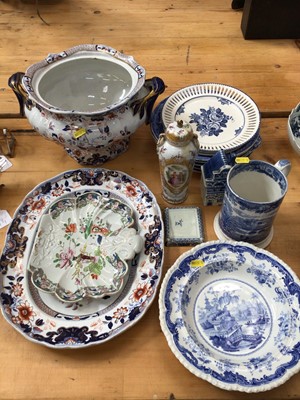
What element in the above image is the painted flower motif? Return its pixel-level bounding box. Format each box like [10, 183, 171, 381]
[255, 271, 276, 287]
[50, 185, 66, 198]
[25, 196, 34, 207]
[137, 203, 147, 215]
[31, 198, 47, 211]
[58, 248, 75, 269]
[91, 225, 109, 235]
[247, 265, 276, 288]
[189, 106, 232, 137]
[12, 315, 22, 324]
[12, 282, 24, 297]
[17, 301, 36, 322]
[131, 282, 153, 302]
[132, 180, 140, 187]
[65, 223, 77, 233]
[113, 306, 128, 321]
[125, 184, 137, 197]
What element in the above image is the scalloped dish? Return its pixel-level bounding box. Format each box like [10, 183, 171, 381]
[28, 191, 143, 302]
[159, 241, 300, 393]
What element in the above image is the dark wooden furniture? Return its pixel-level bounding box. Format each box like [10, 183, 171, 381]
[241, 0, 300, 39]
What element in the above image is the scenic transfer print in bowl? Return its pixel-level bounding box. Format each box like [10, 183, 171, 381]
[159, 241, 300, 392]
[28, 191, 143, 302]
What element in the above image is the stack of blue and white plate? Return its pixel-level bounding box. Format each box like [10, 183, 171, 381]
[150, 83, 261, 172]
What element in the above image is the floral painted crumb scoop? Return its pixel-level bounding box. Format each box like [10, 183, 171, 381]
[157, 120, 199, 204]
[28, 191, 143, 302]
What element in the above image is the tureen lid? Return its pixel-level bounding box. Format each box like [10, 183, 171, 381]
[22, 44, 146, 115]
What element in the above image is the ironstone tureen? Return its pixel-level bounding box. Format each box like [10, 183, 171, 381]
[9, 44, 165, 165]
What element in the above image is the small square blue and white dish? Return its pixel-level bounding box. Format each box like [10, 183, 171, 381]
[164, 206, 204, 246]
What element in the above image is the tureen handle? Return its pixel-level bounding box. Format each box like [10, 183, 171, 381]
[8, 72, 28, 117]
[131, 76, 165, 124]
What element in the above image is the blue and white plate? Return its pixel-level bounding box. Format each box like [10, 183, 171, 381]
[159, 240, 300, 392]
[162, 83, 261, 154]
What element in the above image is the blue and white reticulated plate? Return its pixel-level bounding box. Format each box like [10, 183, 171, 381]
[162, 83, 261, 154]
[159, 240, 300, 392]
[0, 169, 164, 349]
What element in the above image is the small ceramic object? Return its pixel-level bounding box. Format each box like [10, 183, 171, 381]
[28, 191, 143, 302]
[8, 44, 165, 165]
[164, 206, 204, 246]
[214, 159, 291, 248]
[159, 240, 300, 392]
[200, 150, 234, 205]
[157, 120, 199, 203]
[0, 168, 164, 348]
[287, 102, 300, 154]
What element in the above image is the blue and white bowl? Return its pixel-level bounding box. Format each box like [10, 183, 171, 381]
[159, 240, 300, 392]
[288, 103, 300, 155]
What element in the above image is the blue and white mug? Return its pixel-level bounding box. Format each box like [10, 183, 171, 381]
[214, 159, 291, 248]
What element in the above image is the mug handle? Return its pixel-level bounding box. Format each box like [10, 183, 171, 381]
[274, 159, 291, 177]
